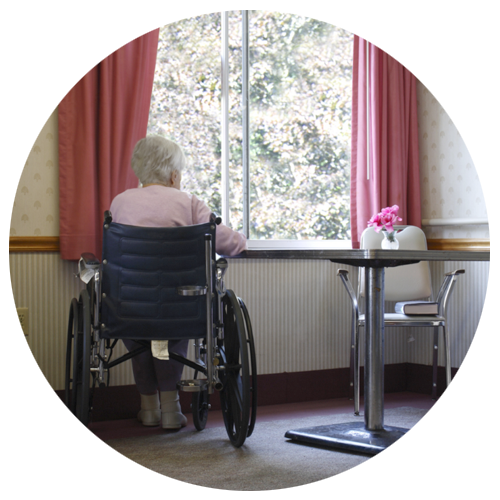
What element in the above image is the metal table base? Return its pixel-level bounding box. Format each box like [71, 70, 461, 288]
[285, 266, 399, 455]
[285, 422, 408, 455]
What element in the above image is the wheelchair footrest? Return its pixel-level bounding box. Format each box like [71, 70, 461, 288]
[178, 379, 208, 393]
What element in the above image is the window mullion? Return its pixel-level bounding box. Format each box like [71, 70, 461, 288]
[241, 10, 250, 238]
[221, 11, 230, 225]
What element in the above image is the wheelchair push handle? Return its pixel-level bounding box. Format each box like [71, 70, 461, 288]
[210, 213, 222, 225]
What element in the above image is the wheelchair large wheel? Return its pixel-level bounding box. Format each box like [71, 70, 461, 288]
[218, 290, 254, 447]
[238, 297, 257, 438]
[64, 290, 92, 425]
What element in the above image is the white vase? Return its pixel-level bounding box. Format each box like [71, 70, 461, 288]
[381, 230, 399, 250]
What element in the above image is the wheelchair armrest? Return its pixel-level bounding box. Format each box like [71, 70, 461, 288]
[81, 252, 100, 268]
[77, 253, 100, 284]
[216, 258, 228, 269]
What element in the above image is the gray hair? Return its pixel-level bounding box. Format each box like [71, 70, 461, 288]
[131, 135, 186, 185]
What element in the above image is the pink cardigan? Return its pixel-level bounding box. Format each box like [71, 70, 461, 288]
[109, 185, 247, 256]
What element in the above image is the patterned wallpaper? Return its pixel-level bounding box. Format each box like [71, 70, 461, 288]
[9, 86, 488, 240]
[10, 109, 59, 237]
[417, 81, 489, 240]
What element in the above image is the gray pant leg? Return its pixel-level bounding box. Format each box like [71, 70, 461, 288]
[122, 338, 190, 394]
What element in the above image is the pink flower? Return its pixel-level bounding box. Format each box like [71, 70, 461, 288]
[367, 205, 402, 233]
[380, 205, 400, 216]
[367, 213, 383, 232]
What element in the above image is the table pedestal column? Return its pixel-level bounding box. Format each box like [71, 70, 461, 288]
[284, 266, 408, 455]
[364, 266, 385, 430]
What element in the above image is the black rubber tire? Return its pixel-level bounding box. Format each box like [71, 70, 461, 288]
[65, 298, 78, 413]
[65, 290, 92, 425]
[238, 297, 257, 438]
[219, 289, 251, 447]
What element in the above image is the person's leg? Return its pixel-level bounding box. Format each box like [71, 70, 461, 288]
[152, 338, 189, 391]
[153, 339, 189, 429]
[122, 340, 160, 426]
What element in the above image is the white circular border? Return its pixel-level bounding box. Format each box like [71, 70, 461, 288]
[2, 2, 497, 498]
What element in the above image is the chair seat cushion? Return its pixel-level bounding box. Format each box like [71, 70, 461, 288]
[359, 313, 445, 327]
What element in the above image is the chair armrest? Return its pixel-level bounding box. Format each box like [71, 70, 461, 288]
[436, 268, 465, 315]
[445, 269, 465, 276]
[337, 269, 359, 314]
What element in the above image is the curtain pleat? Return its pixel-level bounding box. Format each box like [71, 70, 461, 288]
[350, 36, 421, 248]
[58, 29, 159, 260]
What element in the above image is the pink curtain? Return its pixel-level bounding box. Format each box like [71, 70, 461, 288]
[58, 29, 159, 260]
[350, 36, 421, 248]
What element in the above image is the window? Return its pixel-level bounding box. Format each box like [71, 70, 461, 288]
[148, 11, 353, 247]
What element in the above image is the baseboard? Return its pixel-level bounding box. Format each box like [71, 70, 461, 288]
[55, 363, 455, 422]
[405, 363, 458, 396]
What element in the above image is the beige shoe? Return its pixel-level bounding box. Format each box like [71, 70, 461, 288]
[137, 409, 161, 426]
[161, 411, 188, 429]
[138, 393, 160, 426]
[160, 390, 187, 429]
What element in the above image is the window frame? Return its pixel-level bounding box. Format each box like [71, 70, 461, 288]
[220, 11, 352, 247]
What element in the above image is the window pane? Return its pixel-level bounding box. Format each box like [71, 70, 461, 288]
[148, 14, 222, 213]
[227, 12, 244, 232]
[247, 12, 352, 240]
[149, 12, 352, 242]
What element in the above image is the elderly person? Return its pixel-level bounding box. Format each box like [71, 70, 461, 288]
[110, 135, 246, 430]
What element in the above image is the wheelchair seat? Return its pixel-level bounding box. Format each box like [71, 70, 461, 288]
[65, 211, 257, 447]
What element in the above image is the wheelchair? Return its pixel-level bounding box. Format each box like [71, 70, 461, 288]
[65, 211, 257, 447]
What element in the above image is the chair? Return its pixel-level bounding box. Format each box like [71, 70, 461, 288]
[65, 211, 257, 447]
[337, 225, 464, 415]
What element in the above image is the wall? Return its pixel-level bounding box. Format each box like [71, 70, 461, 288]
[9, 83, 489, 392]
[11, 109, 59, 238]
[417, 82, 489, 240]
[414, 80, 489, 370]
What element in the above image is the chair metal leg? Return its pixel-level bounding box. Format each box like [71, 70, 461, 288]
[442, 325, 451, 387]
[432, 327, 439, 400]
[349, 325, 355, 400]
[353, 324, 360, 416]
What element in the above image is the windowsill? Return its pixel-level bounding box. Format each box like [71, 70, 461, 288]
[246, 239, 352, 250]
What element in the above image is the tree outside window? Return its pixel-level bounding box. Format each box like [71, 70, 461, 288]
[148, 11, 352, 242]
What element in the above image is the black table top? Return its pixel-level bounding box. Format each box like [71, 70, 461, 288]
[229, 248, 490, 268]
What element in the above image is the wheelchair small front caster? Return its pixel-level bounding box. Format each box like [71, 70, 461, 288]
[191, 390, 210, 431]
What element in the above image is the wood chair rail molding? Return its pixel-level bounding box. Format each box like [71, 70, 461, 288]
[9, 236, 60, 253]
[9, 236, 490, 253]
[426, 238, 490, 252]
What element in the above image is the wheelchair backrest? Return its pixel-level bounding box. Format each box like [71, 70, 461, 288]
[100, 218, 216, 341]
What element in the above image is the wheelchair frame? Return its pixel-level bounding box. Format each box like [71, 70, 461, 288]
[65, 212, 257, 447]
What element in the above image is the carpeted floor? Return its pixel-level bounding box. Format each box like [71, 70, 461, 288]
[103, 406, 427, 491]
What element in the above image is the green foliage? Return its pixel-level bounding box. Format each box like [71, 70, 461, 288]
[148, 11, 352, 240]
